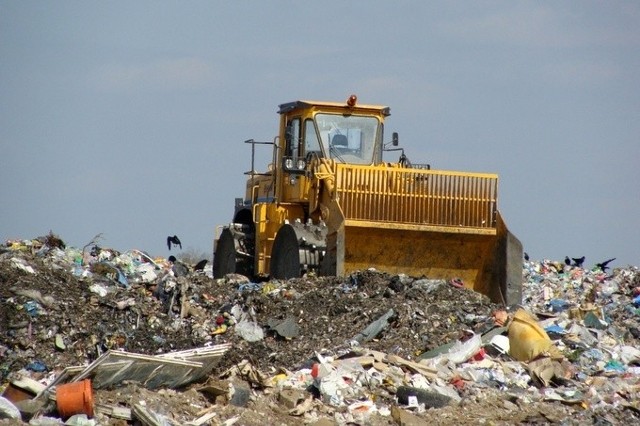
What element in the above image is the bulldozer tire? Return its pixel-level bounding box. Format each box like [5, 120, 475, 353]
[270, 224, 301, 280]
[213, 228, 237, 279]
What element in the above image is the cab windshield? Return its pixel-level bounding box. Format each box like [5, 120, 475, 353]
[308, 113, 381, 164]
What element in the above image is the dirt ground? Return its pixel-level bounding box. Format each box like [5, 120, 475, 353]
[1, 237, 639, 425]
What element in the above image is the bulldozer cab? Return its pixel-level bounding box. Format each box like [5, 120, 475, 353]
[278, 99, 389, 174]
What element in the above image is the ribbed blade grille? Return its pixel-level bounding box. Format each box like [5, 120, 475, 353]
[334, 165, 498, 229]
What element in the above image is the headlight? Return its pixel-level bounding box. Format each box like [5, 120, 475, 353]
[283, 157, 307, 174]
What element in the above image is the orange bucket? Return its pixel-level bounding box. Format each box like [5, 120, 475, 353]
[56, 379, 94, 418]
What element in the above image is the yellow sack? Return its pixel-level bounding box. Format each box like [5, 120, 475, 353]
[508, 309, 563, 362]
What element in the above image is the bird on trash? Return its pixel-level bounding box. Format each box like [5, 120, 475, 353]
[571, 256, 585, 268]
[194, 259, 208, 272]
[524, 252, 530, 261]
[595, 258, 616, 272]
[565, 255, 586, 268]
[167, 235, 182, 251]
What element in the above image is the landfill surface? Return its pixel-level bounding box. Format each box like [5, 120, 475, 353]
[1, 233, 640, 425]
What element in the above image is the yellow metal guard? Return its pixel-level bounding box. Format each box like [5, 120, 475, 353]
[335, 165, 498, 231]
[323, 164, 521, 304]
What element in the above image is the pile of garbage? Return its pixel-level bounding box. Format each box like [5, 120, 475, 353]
[1, 233, 639, 425]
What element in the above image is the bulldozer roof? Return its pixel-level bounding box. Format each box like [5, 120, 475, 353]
[278, 100, 391, 116]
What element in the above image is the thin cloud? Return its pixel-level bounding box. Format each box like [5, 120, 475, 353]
[359, 77, 404, 92]
[241, 42, 349, 61]
[89, 57, 219, 92]
[541, 59, 621, 85]
[436, 4, 561, 47]
[437, 3, 640, 49]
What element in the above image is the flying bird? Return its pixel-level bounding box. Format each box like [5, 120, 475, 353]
[595, 258, 616, 272]
[167, 235, 182, 251]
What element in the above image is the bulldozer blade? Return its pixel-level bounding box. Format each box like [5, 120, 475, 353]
[323, 210, 522, 305]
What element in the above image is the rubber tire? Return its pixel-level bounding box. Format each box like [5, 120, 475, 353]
[213, 228, 237, 279]
[270, 224, 301, 280]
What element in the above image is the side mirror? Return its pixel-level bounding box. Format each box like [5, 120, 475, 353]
[392, 132, 399, 146]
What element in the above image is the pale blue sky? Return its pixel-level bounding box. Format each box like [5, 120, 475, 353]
[2, 1, 639, 268]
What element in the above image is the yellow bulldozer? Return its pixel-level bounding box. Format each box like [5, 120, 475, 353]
[213, 95, 523, 305]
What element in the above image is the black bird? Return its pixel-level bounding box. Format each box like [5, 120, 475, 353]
[571, 256, 585, 268]
[595, 258, 616, 272]
[167, 235, 182, 251]
[524, 252, 530, 261]
[194, 259, 208, 272]
[564, 256, 571, 266]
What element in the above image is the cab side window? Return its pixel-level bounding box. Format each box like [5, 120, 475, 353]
[286, 118, 301, 159]
[304, 119, 322, 157]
